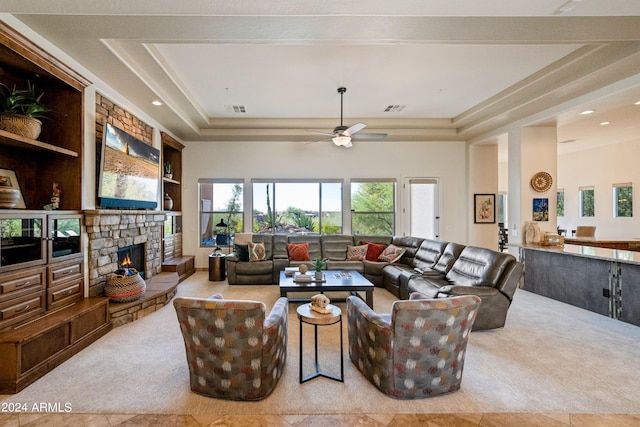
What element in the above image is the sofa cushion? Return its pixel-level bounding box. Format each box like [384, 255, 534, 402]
[363, 241, 387, 261]
[288, 243, 310, 261]
[234, 244, 250, 262]
[432, 242, 465, 275]
[390, 236, 425, 265]
[413, 239, 448, 270]
[445, 246, 513, 287]
[249, 241, 267, 261]
[378, 244, 406, 263]
[347, 244, 368, 261]
[321, 234, 355, 260]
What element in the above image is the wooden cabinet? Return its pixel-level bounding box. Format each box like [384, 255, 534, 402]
[0, 212, 84, 330]
[0, 298, 111, 394]
[0, 22, 89, 211]
[0, 267, 46, 330]
[161, 131, 184, 212]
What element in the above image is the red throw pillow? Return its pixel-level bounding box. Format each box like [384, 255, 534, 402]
[288, 243, 310, 261]
[363, 241, 387, 261]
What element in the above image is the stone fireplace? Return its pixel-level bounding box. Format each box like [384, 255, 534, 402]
[84, 210, 165, 297]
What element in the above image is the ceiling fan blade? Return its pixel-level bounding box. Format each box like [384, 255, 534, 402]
[306, 129, 335, 136]
[351, 132, 388, 140]
[343, 122, 366, 136]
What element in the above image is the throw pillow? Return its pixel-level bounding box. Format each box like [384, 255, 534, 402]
[363, 241, 387, 261]
[288, 243, 310, 261]
[346, 244, 368, 261]
[248, 241, 267, 261]
[234, 244, 249, 261]
[378, 244, 406, 263]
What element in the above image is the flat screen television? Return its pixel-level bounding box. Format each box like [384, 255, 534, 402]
[97, 123, 160, 209]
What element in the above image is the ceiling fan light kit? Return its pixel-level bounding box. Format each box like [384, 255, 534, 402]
[307, 86, 387, 148]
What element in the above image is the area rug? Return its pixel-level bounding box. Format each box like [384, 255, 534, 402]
[1, 271, 639, 415]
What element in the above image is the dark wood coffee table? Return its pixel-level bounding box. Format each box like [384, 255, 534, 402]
[279, 270, 374, 308]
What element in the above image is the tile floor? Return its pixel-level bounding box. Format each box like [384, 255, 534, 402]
[2, 412, 640, 426]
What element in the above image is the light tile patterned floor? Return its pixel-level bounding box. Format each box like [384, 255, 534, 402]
[1, 413, 640, 426]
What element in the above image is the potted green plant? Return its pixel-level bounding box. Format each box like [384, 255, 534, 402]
[312, 257, 326, 280]
[163, 161, 173, 179]
[0, 81, 49, 140]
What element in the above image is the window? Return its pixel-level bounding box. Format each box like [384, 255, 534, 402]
[613, 183, 632, 217]
[557, 189, 564, 217]
[252, 180, 342, 234]
[351, 180, 396, 235]
[580, 187, 595, 217]
[497, 192, 507, 224]
[199, 180, 243, 247]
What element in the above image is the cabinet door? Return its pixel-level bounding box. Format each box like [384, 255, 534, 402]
[0, 214, 46, 273]
[48, 213, 83, 263]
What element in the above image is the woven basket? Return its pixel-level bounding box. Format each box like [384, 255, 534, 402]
[0, 113, 42, 140]
[105, 269, 146, 303]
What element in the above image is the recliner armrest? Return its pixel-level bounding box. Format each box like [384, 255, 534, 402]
[438, 285, 499, 298]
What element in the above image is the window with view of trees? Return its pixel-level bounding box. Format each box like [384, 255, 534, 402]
[252, 180, 342, 234]
[557, 189, 564, 217]
[580, 187, 595, 217]
[613, 184, 632, 217]
[198, 180, 243, 247]
[351, 180, 395, 235]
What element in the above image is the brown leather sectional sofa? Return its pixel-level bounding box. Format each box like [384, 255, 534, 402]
[226, 234, 523, 330]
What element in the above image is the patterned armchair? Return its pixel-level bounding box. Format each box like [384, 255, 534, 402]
[346, 294, 481, 399]
[173, 295, 288, 400]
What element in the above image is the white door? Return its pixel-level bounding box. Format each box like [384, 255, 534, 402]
[404, 178, 440, 239]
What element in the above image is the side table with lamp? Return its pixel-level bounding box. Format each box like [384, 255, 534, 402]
[209, 218, 230, 281]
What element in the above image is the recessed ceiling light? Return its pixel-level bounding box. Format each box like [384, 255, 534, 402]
[600, 121, 611, 126]
[580, 109, 595, 115]
[635, 101, 640, 105]
[151, 100, 162, 106]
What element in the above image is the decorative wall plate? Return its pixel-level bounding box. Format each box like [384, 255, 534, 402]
[531, 171, 552, 192]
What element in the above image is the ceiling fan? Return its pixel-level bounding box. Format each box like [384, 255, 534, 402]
[307, 87, 387, 148]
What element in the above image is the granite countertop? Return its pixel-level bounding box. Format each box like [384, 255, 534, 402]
[515, 243, 640, 265]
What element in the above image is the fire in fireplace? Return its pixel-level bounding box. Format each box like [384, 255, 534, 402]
[117, 244, 145, 279]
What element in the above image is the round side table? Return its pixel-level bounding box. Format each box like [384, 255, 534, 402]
[208, 254, 226, 281]
[296, 303, 344, 383]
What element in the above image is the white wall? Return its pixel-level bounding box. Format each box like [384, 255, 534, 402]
[182, 140, 468, 268]
[468, 144, 498, 249]
[558, 139, 640, 239]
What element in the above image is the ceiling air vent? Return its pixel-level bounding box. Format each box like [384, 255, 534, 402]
[225, 105, 246, 113]
[384, 105, 405, 112]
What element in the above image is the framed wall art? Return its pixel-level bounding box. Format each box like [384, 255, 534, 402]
[0, 168, 26, 209]
[533, 198, 549, 221]
[474, 193, 495, 224]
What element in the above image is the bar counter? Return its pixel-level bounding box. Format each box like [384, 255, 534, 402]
[516, 243, 640, 327]
[562, 237, 640, 251]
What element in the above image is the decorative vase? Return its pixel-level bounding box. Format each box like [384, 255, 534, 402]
[0, 186, 20, 208]
[0, 113, 42, 140]
[315, 270, 323, 280]
[164, 192, 173, 210]
[164, 173, 173, 180]
[298, 264, 308, 274]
